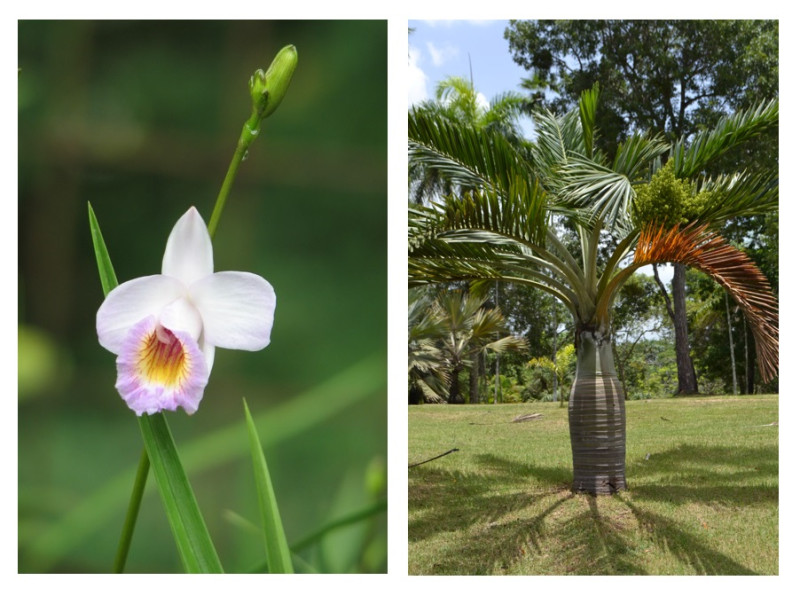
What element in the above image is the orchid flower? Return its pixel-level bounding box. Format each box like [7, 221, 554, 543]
[96, 207, 276, 416]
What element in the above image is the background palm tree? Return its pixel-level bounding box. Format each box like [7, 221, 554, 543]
[408, 289, 528, 404]
[409, 75, 530, 205]
[409, 86, 778, 494]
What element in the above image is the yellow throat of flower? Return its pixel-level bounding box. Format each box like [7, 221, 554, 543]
[136, 326, 189, 388]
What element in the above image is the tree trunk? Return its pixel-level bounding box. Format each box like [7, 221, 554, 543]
[745, 319, 755, 394]
[469, 352, 482, 404]
[725, 293, 738, 395]
[448, 365, 464, 404]
[569, 327, 627, 495]
[552, 296, 559, 402]
[671, 264, 698, 394]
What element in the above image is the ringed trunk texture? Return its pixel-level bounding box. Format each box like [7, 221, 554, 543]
[569, 329, 626, 495]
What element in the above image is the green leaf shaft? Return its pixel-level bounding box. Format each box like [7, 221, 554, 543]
[138, 414, 224, 573]
[243, 399, 293, 573]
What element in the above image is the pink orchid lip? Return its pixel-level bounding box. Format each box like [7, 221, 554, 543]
[115, 316, 209, 416]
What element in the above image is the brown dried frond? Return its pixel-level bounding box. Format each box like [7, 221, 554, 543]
[634, 222, 778, 382]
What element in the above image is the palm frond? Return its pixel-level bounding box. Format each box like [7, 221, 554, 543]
[408, 108, 537, 197]
[529, 107, 585, 176]
[578, 83, 599, 158]
[612, 132, 670, 179]
[483, 335, 529, 355]
[408, 170, 550, 250]
[408, 233, 579, 313]
[633, 223, 778, 381]
[694, 170, 779, 228]
[672, 99, 778, 178]
[556, 154, 636, 232]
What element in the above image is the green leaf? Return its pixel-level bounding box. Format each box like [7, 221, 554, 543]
[139, 413, 224, 573]
[243, 398, 294, 573]
[578, 83, 598, 158]
[88, 202, 119, 294]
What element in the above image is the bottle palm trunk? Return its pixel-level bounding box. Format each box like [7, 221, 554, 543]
[568, 327, 627, 494]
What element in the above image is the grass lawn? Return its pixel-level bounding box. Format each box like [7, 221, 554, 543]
[408, 395, 778, 575]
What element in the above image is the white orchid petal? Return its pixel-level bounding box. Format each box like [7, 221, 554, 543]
[97, 275, 186, 354]
[159, 297, 203, 341]
[161, 207, 214, 285]
[200, 337, 216, 374]
[190, 272, 276, 350]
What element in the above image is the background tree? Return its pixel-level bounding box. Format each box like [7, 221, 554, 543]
[504, 19, 778, 394]
[528, 343, 576, 405]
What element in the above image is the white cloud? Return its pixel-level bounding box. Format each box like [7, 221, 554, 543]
[408, 45, 429, 107]
[476, 92, 490, 112]
[426, 41, 459, 67]
[421, 20, 495, 28]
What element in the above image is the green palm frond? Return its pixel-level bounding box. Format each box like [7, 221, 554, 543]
[694, 170, 779, 228]
[578, 83, 599, 158]
[483, 334, 529, 355]
[408, 169, 550, 250]
[409, 108, 537, 197]
[612, 132, 670, 179]
[556, 155, 636, 232]
[408, 231, 579, 313]
[435, 75, 480, 123]
[673, 99, 778, 178]
[484, 91, 528, 124]
[529, 107, 585, 176]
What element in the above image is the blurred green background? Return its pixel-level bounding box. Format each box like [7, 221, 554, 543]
[18, 20, 387, 573]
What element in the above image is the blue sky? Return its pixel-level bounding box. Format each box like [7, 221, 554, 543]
[408, 20, 529, 108]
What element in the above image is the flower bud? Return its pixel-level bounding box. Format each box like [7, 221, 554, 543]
[250, 45, 298, 120]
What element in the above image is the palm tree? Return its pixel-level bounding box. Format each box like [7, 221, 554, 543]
[410, 289, 528, 404]
[408, 289, 450, 404]
[408, 86, 778, 494]
[409, 75, 530, 205]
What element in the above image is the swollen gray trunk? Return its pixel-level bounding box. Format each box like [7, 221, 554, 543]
[568, 329, 626, 495]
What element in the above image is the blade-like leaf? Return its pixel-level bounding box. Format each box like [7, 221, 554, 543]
[695, 170, 779, 228]
[409, 108, 539, 198]
[244, 399, 294, 573]
[578, 83, 599, 158]
[88, 202, 119, 294]
[673, 99, 778, 178]
[138, 414, 224, 573]
[89, 203, 223, 574]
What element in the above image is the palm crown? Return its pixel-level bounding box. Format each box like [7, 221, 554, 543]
[409, 85, 778, 381]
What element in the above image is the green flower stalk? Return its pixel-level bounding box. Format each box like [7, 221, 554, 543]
[208, 45, 298, 238]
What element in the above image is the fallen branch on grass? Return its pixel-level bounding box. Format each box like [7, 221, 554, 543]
[409, 448, 459, 468]
[469, 413, 543, 425]
[512, 413, 543, 423]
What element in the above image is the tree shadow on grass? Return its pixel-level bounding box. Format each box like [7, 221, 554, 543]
[409, 444, 775, 574]
[627, 443, 778, 508]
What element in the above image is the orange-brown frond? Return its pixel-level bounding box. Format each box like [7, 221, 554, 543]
[634, 223, 778, 382]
